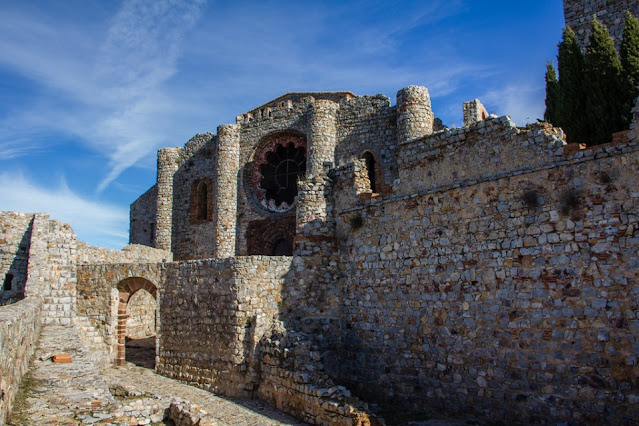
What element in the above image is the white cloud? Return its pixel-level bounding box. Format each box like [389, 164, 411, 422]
[0, 0, 207, 193]
[0, 172, 129, 249]
[479, 83, 546, 126]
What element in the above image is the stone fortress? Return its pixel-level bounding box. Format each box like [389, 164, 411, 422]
[2, 1, 639, 424]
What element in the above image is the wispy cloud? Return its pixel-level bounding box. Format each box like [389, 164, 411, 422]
[480, 83, 546, 126]
[0, 0, 206, 192]
[0, 171, 129, 249]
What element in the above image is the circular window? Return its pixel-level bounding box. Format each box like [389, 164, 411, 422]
[252, 134, 306, 212]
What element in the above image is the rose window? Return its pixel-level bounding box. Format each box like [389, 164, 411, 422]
[252, 135, 306, 212]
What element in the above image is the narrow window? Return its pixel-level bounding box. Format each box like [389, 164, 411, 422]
[150, 223, 156, 246]
[362, 152, 377, 193]
[2, 273, 13, 291]
[197, 181, 208, 220]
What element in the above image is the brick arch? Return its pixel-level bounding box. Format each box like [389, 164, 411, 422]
[115, 277, 158, 366]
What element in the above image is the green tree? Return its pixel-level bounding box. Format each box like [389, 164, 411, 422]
[584, 17, 625, 145]
[557, 26, 586, 142]
[544, 62, 559, 124]
[620, 11, 639, 120]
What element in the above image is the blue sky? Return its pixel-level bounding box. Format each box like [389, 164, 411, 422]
[0, 0, 565, 249]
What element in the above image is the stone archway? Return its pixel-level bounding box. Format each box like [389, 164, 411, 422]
[115, 277, 158, 366]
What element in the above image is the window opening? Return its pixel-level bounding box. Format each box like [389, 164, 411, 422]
[271, 238, 294, 256]
[362, 152, 377, 193]
[260, 143, 306, 206]
[2, 273, 13, 291]
[197, 181, 208, 220]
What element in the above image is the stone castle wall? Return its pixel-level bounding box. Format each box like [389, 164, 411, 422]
[397, 117, 566, 195]
[563, 0, 639, 50]
[0, 213, 78, 422]
[130, 184, 157, 247]
[1, 212, 33, 303]
[0, 297, 42, 424]
[171, 133, 218, 260]
[334, 134, 639, 422]
[336, 95, 397, 194]
[77, 242, 172, 265]
[156, 256, 290, 396]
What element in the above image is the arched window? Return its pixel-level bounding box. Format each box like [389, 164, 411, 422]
[362, 151, 377, 193]
[197, 181, 208, 221]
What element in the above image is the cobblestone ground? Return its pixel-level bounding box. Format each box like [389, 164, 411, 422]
[9, 325, 304, 425]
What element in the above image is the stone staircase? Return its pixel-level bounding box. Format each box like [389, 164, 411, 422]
[75, 315, 112, 370]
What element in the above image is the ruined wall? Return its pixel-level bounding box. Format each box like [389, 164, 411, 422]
[39, 217, 77, 325]
[336, 95, 397, 194]
[77, 242, 172, 264]
[157, 256, 290, 396]
[335, 138, 639, 423]
[397, 117, 566, 195]
[0, 298, 42, 424]
[0, 213, 78, 421]
[0, 212, 33, 303]
[130, 185, 157, 247]
[76, 263, 163, 363]
[563, 0, 639, 50]
[171, 133, 218, 260]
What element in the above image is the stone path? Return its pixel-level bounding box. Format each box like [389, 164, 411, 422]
[9, 325, 304, 425]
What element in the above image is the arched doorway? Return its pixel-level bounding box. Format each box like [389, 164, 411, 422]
[115, 277, 158, 367]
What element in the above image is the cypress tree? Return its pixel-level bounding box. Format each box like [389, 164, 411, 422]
[584, 17, 625, 145]
[620, 11, 639, 120]
[544, 62, 559, 124]
[557, 26, 586, 142]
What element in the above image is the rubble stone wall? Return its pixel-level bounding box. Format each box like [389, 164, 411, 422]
[0, 212, 33, 303]
[171, 133, 218, 260]
[77, 242, 172, 264]
[76, 263, 164, 362]
[563, 0, 639, 50]
[157, 256, 290, 396]
[130, 184, 158, 247]
[336, 139, 639, 423]
[397, 118, 566, 195]
[0, 297, 42, 424]
[39, 217, 77, 325]
[336, 95, 397, 194]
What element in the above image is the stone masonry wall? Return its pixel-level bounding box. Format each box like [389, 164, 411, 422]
[76, 263, 163, 363]
[0, 212, 33, 303]
[336, 138, 639, 423]
[126, 288, 156, 339]
[563, 0, 639, 50]
[336, 95, 397, 194]
[397, 117, 566, 195]
[39, 217, 77, 325]
[157, 256, 290, 397]
[130, 184, 157, 247]
[172, 133, 218, 260]
[0, 297, 42, 424]
[77, 242, 172, 265]
[236, 97, 312, 256]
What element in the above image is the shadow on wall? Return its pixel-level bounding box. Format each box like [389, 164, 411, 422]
[1, 217, 33, 306]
